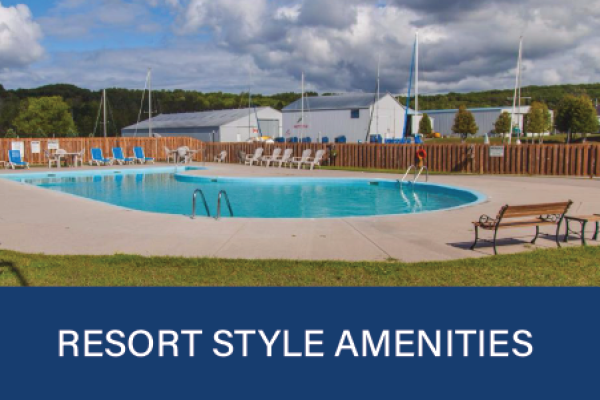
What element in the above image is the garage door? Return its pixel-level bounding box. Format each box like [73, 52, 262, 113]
[258, 119, 280, 138]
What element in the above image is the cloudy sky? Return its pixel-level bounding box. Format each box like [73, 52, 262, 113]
[0, 0, 599, 94]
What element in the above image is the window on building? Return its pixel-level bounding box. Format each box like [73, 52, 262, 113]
[351, 109, 360, 119]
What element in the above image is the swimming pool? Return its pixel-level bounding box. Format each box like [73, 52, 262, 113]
[4, 167, 485, 219]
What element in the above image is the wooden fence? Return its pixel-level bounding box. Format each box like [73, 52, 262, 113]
[0, 138, 598, 177]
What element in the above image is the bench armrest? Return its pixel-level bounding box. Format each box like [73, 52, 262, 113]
[540, 214, 563, 223]
[478, 214, 499, 228]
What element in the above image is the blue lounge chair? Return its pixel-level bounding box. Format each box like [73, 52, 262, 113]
[335, 135, 347, 143]
[7, 150, 29, 169]
[274, 137, 286, 143]
[321, 137, 329, 143]
[301, 137, 312, 143]
[112, 147, 135, 165]
[370, 134, 383, 144]
[287, 137, 299, 143]
[90, 148, 112, 166]
[414, 135, 424, 145]
[133, 147, 155, 164]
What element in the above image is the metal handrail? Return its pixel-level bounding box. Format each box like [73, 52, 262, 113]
[191, 189, 211, 219]
[216, 190, 234, 220]
[414, 166, 429, 183]
[401, 165, 416, 182]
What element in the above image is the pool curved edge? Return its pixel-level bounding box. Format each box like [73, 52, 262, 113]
[173, 173, 489, 220]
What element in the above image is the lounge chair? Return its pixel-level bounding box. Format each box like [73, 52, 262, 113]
[133, 147, 155, 164]
[471, 201, 573, 255]
[214, 150, 227, 163]
[274, 149, 293, 168]
[7, 150, 29, 169]
[244, 148, 264, 166]
[289, 149, 312, 169]
[112, 147, 135, 165]
[302, 149, 326, 170]
[90, 148, 112, 166]
[260, 148, 282, 167]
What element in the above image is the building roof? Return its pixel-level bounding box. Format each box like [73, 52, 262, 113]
[123, 107, 273, 130]
[283, 93, 393, 112]
[421, 106, 531, 114]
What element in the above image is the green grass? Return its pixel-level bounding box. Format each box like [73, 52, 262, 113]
[0, 246, 599, 287]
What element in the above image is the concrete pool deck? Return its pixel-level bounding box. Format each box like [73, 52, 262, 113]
[0, 163, 598, 262]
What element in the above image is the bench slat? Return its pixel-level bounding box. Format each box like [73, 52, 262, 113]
[503, 208, 569, 218]
[474, 220, 557, 229]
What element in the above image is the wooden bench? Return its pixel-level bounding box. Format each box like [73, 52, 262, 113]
[564, 215, 600, 246]
[471, 201, 573, 255]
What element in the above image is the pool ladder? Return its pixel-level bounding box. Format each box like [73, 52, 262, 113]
[191, 189, 234, 220]
[400, 165, 429, 184]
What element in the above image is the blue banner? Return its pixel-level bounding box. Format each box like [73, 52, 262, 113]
[0, 288, 597, 399]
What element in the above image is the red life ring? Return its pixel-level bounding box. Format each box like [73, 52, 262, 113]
[417, 148, 427, 160]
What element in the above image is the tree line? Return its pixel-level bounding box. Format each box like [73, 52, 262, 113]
[1, 82, 599, 138]
[417, 95, 598, 142]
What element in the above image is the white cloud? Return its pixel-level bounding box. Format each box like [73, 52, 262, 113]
[5, 0, 600, 95]
[0, 3, 44, 69]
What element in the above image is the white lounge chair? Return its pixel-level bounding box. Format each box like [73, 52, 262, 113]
[274, 149, 294, 168]
[244, 148, 264, 166]
[214, 151, 227, 163]
[289, 149, 312, 169]
[303, 149, 326, 170]
[261, 148, 282, 167]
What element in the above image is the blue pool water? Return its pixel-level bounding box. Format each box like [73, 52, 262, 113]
[5, 168, 484, 218]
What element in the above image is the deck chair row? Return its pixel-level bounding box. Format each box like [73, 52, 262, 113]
[243, 148, 326, 170]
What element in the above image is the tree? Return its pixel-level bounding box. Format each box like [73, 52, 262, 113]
[493, 112, 512, 142]
[555, 95, 599, 142]
[418, 113, 432, 136]
[452, 105, 478, 141]
[525, 101, 552, 143]
[12, 96, 77, 137]
[4, 128, 17, 138]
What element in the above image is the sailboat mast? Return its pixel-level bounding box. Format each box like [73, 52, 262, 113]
[103, 89, 107, 138]
[148, 68, 153, 138]
[249, 89, 252, 139]
[301, 71, 305, 142]
[510, 37, 522, 145]
[517, 37, 523, 144]
[376, 54, 380, 137]
[415, 31, 419, 122]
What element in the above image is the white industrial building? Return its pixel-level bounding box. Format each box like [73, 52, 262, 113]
[422, 106, 552, 137]
[282, 94, 409, 142]
[122, 107, 282, 142]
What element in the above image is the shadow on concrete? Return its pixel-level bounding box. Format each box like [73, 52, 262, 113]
[0, 260, 30, 287]
[449, 237, 530, 251]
